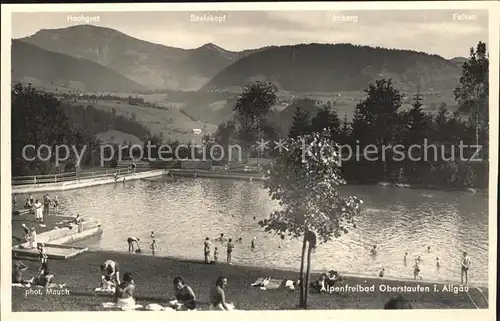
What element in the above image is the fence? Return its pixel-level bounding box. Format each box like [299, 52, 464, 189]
[12, 168, 130, 186]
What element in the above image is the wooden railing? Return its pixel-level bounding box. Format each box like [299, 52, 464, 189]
[12, 168, 130, 186]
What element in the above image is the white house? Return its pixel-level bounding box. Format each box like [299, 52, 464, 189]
[192, 129, 202, 135]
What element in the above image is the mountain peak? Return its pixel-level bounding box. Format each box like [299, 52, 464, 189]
[33, 24, 115, 35]
[199, 43, 227, 52]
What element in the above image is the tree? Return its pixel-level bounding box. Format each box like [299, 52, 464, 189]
[288, 107, 311, 138]
[401, 91, 432, 145]
[214, 120, 236, 163]
[260, 129, 363, 308]
[233, 81, 278, 159]
[435, 103, 448, 129]
[338, 115, 351, 145]
[351, 79, 402, 180]
[453, 41, 489, 152]
[352, 79, 402, 146]
[11, 83, 88, 176]
[309, 104, 341, 140]
[399, 91, 432, 182]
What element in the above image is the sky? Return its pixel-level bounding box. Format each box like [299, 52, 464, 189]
[11, 10, 489, 59]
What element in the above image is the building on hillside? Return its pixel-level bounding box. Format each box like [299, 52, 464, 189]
[192, 128, 202, 135]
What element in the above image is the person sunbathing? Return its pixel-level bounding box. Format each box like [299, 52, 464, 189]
[285, 279, 300, 291]
[101, 276, 115, 291]
[21, 223, 30, 244]
[114, 272, 136, 309]
[251, 277, 270, 290]
[170, 277, 197, 310]
[310, 273, 328, 293]
[210, 276, 234, 310]
[326, 270, 341, 286]
[12, 261, 30, 285]
[33, 268, 54, 287]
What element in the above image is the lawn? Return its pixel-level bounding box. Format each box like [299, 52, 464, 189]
[11, 250, 488, 311]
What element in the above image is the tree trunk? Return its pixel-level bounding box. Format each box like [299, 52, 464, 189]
[304, 241, 313, 309]
[299, 235, 307, 308]
[475, 111, 479, 149]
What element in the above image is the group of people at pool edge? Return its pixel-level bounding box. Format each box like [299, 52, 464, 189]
[126, 232, 257, 264]
[370, 245, 473, 285]
[204, 234, 257, 264]
[13, 193, 59, 222]
[12, 223, 475, 311]
[129, 232, 474, 288]
[12, 190, 476, 311]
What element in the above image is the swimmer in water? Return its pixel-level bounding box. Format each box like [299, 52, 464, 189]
[370, 245, 377, 256]
[151, 231, 155, 239]
[217, 233, 226, 242]
[238, 237, 242, 243]
[413, 261, 422, 280]
[427, 245, 431, 253]
[204, 237, 211, 264]
[461, 251, 472, 285]
[436, 257, 440, 269]
[226, 239, 234, 264]
[214, 247, 219, 263]
[251, 237, 256, 250]
[150, 240, 157, 256]
[379, 268, 385, 278]
[415, 256, 422, 263]
[404, 251, 408, 265]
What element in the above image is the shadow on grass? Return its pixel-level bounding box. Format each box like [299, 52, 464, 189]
[177, 259, 210, 265]
[69, 290, 215, 309]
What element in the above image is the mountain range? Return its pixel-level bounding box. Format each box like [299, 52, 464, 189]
[14, 25, 467, 93]
[18, 25, 264, 91]
[203, 43, 463, 92]
[11, 25, 469, 141]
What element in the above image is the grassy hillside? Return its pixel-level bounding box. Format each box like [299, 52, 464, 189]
[66, 99, 217, 143]
[11, 40, 145, 93]
[95, 130, 143, 146]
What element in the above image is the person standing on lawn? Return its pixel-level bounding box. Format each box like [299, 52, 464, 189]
[150, 239, 157, 256]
